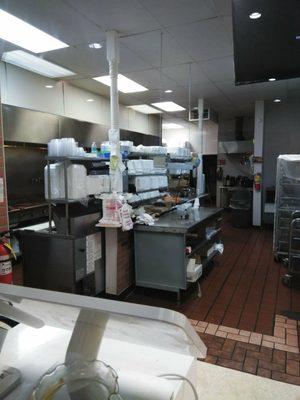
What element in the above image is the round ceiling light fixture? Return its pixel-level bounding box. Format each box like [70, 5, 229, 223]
[268, 78, 276, 82]
[273, 99, 282, 103]
[45, 85, 54, 88]
[164, 89, 173, 93]
[86, 98, 95, 102]
[89, 43, 102, 49]
[249, 12, 262, 19]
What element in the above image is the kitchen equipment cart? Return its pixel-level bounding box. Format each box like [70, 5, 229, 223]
[273, 155, 300, 262]
[282, 211, 300, 287]
[134, 206, 222, 300]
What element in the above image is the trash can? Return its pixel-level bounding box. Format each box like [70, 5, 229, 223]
[230, 188, 252, 228]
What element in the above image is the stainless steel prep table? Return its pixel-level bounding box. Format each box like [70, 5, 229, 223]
[134, 207, 222, 298]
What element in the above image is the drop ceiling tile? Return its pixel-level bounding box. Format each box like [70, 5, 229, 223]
[0, 0, 105, 47]
[119, 45, 152, 73]
[204, 96, 232, 108]
[45, 43, 151, 77]
[162, 63, 208, 86]
[213, 0, 232, 16]
[190, 81, 224, 98]
[215, 81, 255, 96]
[251, 80, 287, 91]
[133, 87, 190, 107]
[45, 46, 108, 76]
[125, 69, 176, 90]
[139, 0, 216, 26]
[251, 80, 288, 99]
[221, 15, 233, 43]
[167, 18, 233, 62]
[286, 77, 300, 90]
[200, 56, 235, 82]
[121, 31, 192, 68]
[64, 0, 160, 35]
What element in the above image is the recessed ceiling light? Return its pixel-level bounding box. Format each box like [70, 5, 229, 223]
[2, 50, 75, 78]
[268, 78, 276, 82]
[93, 74, 148, 93]
[0, 9, 68, 53]
[45, 85, 53, 89]
[164, 89, 173, 93]
[249, 12, 262, 19]
[89, 43, 102, 49]
[86, 98, 94, 102]
[127, 104, 163, 114]
[273, 99, 282, 103]
[151, 101, 186, 112]
[162, 123, 184, 129]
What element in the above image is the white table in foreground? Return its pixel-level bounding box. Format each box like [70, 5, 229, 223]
[196, 361, 300, 399]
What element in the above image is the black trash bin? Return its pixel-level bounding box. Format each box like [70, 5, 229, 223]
[230, 188, 252, 228]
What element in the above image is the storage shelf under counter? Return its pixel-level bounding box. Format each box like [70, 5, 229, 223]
[134, 206, 223, 300]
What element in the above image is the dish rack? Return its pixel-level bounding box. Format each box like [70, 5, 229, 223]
[273, 155, 300, 262]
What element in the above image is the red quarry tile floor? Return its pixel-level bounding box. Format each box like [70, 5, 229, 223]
[125, 219, 300, 385]
[126, 220, 300, 335]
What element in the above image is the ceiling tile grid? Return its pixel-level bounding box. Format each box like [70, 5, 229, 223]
[0, 0, 299, 118]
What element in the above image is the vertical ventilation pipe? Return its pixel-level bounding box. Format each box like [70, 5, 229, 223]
[106, 30, 124, 193]
[196, 98, 204, 196]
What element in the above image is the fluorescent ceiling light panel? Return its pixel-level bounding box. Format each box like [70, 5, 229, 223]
[2, 50, 75, 78]
[151, 101, 186, 112]
[93, 74, 148, 93]
[0, 9, 68, 53]
[128, 104, 162, 114]
[162, 123, 184, 129]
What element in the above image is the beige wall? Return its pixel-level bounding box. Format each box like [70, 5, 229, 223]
[0, 62, 161, 136]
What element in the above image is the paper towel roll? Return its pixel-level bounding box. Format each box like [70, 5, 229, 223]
[117, 370, 174, 400]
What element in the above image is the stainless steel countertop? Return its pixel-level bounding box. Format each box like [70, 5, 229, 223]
[134, 206, 222, 234]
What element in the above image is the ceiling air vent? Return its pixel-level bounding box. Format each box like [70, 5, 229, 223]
[189, 106, 218, 123]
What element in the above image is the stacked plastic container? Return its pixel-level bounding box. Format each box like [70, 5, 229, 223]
[44, 163, 87, 200]
[134, 176, 168, 192]
[48, 138, 86, 157]
[132, 145, 167, 155]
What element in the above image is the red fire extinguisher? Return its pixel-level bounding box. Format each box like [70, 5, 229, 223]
[254, 173, 262, 192]
[0, 240, 16, 284]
